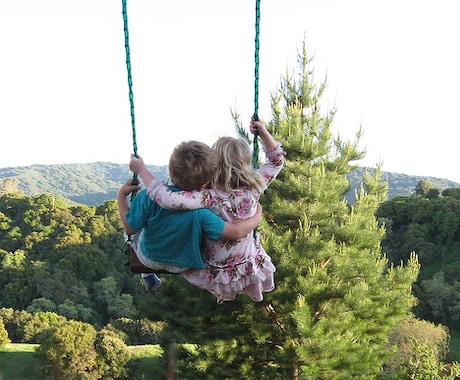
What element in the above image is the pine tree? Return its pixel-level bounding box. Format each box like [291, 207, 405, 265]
[172, 43, 420, 379]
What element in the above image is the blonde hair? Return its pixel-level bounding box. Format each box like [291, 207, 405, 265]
[169, 141, 218, 191]
[211, 136, 265, 193]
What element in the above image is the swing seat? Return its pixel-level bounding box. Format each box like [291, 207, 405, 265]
[124, 246, 178, 274]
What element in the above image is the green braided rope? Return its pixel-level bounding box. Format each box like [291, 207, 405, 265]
[122, 0, 260, 173]
[253, 0, 261, 169]
[122, 0, 139, 185]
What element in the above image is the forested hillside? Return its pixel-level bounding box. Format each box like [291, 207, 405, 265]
[377, 186, 460, 331]
[0, 194, 143, 326]
[2, 188, 460, 377]
[347, 168, 458, 202]
[0, 162, 457, 207]
[0, 162, 168, 206]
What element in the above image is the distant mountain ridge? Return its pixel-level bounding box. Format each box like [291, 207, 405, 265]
[347, 168, 458, 202]
[0, 162, 457, 206]
[0, 162, 169, 206]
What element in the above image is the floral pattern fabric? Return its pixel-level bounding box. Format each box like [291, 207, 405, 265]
[147, 142, 285, 303]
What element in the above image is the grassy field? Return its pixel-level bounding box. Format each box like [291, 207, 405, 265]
[128, 344, 165, 377]
[3, 338, 458, 378]
[0, 344, 49, 380]
[0, 343, 164, 379]
[449, 328, 460, 361]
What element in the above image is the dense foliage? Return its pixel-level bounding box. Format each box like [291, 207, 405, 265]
[0, 192, 171, 344]
[0, 191, 169, 377]
[377, 183, 460, 329]
[34, 320, 131, 379]
[0, 318, 9, 346]
[0, 193, 137, 325]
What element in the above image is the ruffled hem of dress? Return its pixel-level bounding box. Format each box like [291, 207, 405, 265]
[181, 254, 276, 304]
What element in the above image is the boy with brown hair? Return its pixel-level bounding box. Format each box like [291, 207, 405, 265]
[118, 140, 262, 291]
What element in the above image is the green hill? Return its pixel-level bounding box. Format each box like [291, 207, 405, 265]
[0, 163, 457, 206]
[347, 167, 459, 202]
[0, 162, 169, 206]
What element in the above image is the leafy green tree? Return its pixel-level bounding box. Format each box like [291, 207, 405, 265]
[21, 311, 66, 343]
[426, 187, 440, 199]
[384, 314, 454, 375]
[93, 276, 119, 306]
[172, 43, 419, 379]
[392, 337, 460, 379]
[107, 294, 138, 319]
[0, 178, 20, 196]
[0, 308, 34, 343]
[0, 308, 15, 339]
[29, 265, 69, 305]
[376, 196, 456, 265]
[0, 210, 12, 230]
[108, 317, 167, 345]
[26, 297, 57, 314]
[377, 193, 460, 327]
[418, 272, 460, 325]
[415, 180, 433, 197]
[0, 318, 10, 346]
[442, 187, 460, 200]
[432, 198, 460, 245]
[94, 327, 131, 379]
[35, 320, 98, 379]
[0, 194, 31, 244]
[139, 318, 167, 344]
[93, 276, 139, 320]
[96, 200, 122, 229]
[0, 250, 35, 308]
[0, 308, 66, 344]
[57, 299, 101, 325]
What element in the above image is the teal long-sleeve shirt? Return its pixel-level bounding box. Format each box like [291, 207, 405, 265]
[126, 188, 224, 269]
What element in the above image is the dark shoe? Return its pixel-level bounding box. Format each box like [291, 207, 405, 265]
[143, 274, 162, 291]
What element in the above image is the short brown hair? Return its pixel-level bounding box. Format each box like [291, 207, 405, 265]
[168, 141, 218, 191]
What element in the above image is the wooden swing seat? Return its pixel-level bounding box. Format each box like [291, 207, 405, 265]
[125, 246, 178, 274]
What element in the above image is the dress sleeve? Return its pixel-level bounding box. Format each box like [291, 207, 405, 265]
[146, 178, 212, 210]
[259, 141, 286, 191]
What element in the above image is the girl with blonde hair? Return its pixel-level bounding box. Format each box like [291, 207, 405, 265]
[131, 119, 285, 303]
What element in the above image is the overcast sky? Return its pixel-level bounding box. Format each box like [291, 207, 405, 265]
[2, 0, 460, 182]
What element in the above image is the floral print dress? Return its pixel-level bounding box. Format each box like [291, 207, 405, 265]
[147, 143, 285, 303]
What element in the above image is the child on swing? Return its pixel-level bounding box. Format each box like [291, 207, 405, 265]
[118, 140, 263, 291]
[130, 118, 285, 303]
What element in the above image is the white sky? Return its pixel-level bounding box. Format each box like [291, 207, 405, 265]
[1, 0, 460, 182]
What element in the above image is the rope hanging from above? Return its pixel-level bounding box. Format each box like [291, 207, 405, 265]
[121, 0, 139, 184]
[252, 0, 261, 169]
[121, 0, 261, 171]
